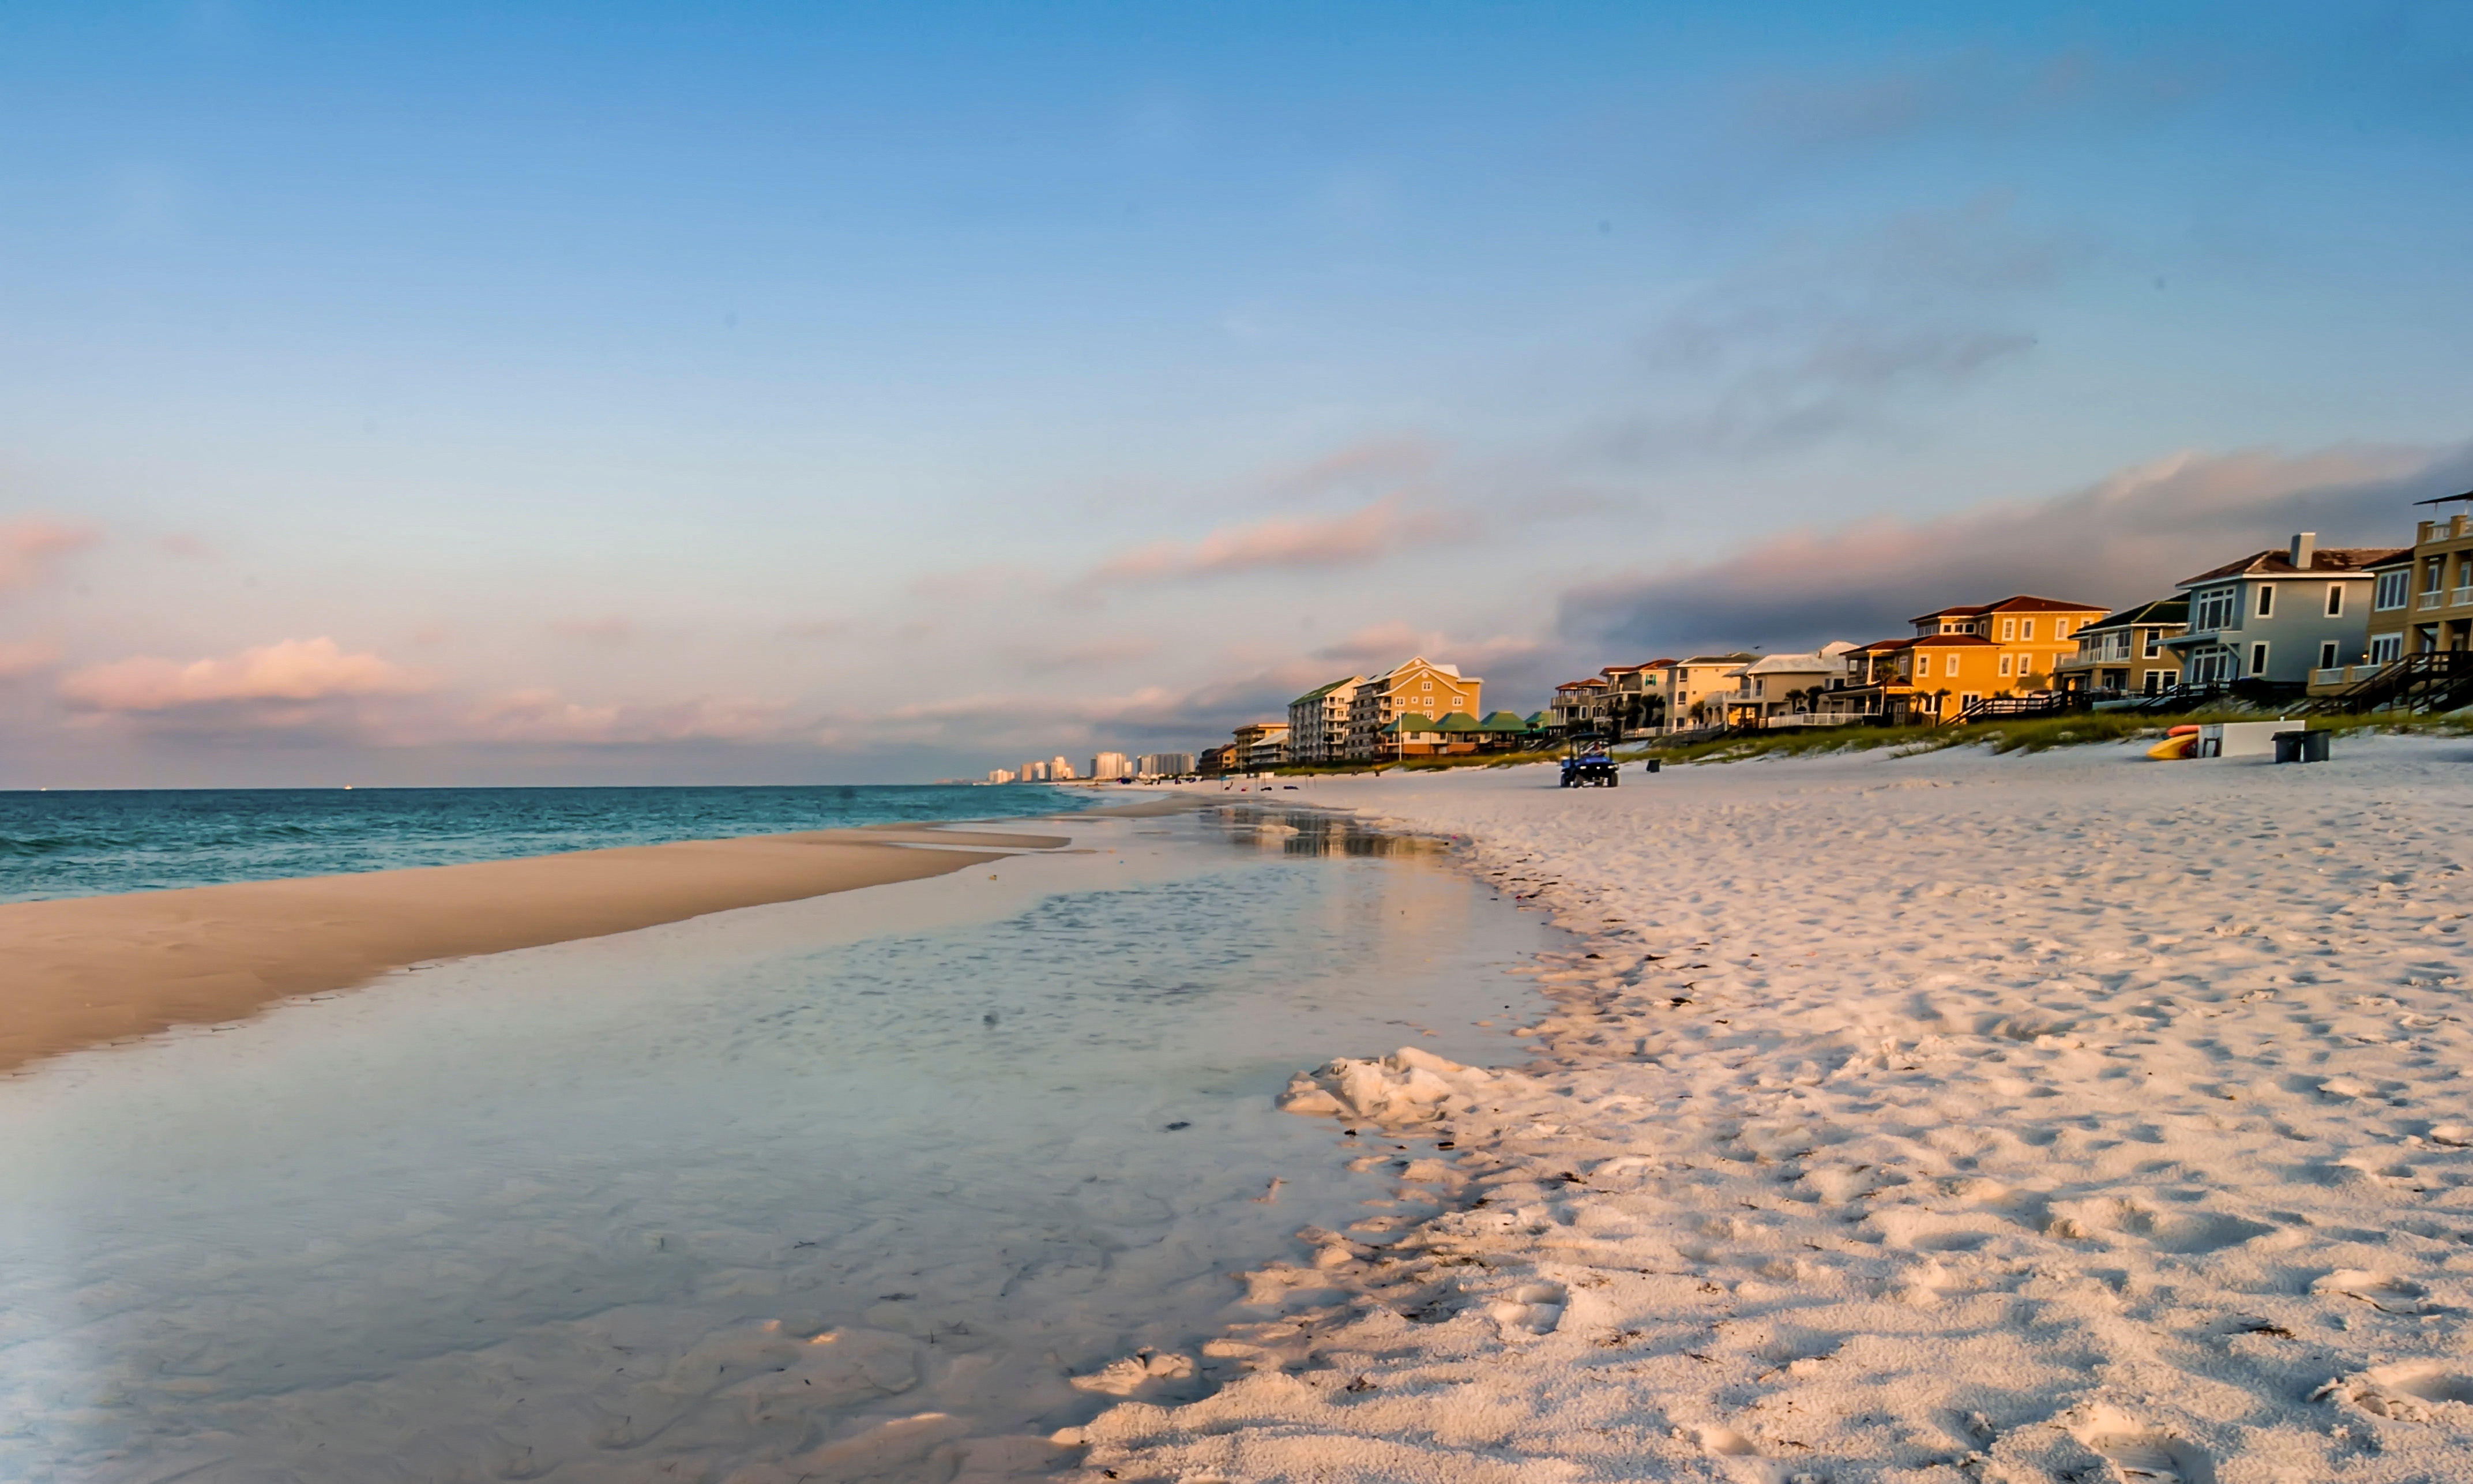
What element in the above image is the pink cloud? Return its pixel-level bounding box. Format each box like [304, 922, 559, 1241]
[550, 615, 636, 644]
[1087, 496, 1464, 585]
[467, 688, 786, 745]
[0, 520, 98, 592]
[0, 640, 58, 681]
[59, 637, 434, 713]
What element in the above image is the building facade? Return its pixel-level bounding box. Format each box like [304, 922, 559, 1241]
[2374, 505, 2473, 659]
[2055, 597, 2188, 697]
[2164, 534, 2406, 687]
[1286, 676, 1363, 765]
[1344, 658, 1482, 761]
[1136, 752, 1194, 778]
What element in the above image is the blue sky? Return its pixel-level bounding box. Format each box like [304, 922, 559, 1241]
[2, 2, 2469, 783]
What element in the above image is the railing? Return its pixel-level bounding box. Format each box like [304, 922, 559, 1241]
[2321, 652, 2473, 715]
[1946, 691, 2084, 726]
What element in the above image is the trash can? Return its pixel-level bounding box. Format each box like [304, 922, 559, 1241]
[1644, 758, 1661, 774]
[2273, 730, 2329, 764]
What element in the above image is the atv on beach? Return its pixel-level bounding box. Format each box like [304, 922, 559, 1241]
[1559, 745, 1619, 787]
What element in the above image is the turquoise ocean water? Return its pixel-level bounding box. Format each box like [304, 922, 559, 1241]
[0, 784, 1097, 903]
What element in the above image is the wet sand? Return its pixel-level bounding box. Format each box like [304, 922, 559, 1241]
[0, 824, 1067, 1075]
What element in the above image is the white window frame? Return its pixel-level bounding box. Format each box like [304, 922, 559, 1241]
[2255, 583, 2275, 618]
[2020, 619, 2036, 640]
[2248, 641, 2269, 676]
[2325, 583, 2344, 618]
[2319, 640, 2340, 670]
[2370, 633, 2404, 664]
[1916, 654, 1931, 678]
[1997, 654, 2013, 677]
[2376, 569, 2409, 610]
[2000, 619, 2016, 641]
[2143, 629, 2162, 659]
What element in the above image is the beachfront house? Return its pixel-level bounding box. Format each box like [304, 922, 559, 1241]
[2374, 500, 2473, 660]
[1722, 645, 1858, 726]
[1647, 652, 1760, 733]
[1232, 720, 1290, 771]
[2055, 598, 2188, 698]
[1286, 676, 1363, 766]
[1344, 658, 1483, 761]
[2163, 534, 2406, 690]
[1549, 676, 1611, 737]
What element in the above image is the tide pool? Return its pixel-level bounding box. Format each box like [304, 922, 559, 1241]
[0, 804, 1555, 1481]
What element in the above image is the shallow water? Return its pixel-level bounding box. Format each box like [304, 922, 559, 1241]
[0, 783, 1098, 903]
[0, 805, 1556, 1481]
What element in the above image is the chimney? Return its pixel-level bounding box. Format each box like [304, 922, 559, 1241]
[2289, 531, 2317, 571]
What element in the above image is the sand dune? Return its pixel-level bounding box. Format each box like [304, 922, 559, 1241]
[0, 824, 1066, 1075]
[1086, 739, 2473, 1482]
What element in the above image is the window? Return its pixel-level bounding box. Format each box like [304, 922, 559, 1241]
[2021, 619, 2035, 640]
[1998, 655, 2013, 677]
[2319, 640, 2340, 670]
[1421, 679, 1433, 689]
[2427, 560, 2445, 594]
[2000, 619, 2015, 640]
[1915, 654, 1931, 678]
[2370, 633, 2404, 664]
[2143, 629, 2161, 659]
[2194, 588, 2237, 630]
[2143, 670, 2163, 695]
[2249, 641, 2269, 675]
[2054, 619, 2069, 638]
[2254, 583, 2274, 618]
[2325, 584, 2344, 618]
[2376, 569, 2410, 610]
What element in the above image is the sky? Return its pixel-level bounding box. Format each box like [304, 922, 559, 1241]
[2, 1, 2470, 786]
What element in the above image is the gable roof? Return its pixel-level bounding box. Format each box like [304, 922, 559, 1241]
[1910, 595, 2105, 625]
[1287, 675, 1363, 708]
[1479, 710, 1534, 730]
[2078, 596, 2189, 632]
[1555, 677, 1610, 690]
[2179, 547, 2410, 585]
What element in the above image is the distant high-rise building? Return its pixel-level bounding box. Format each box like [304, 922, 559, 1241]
[1137, 752, 1193, 777]
[985, 768, 1016, 784]
[1090, 750, 1132, 780]
[1049, 755, 1077, 781]
[1024, 760, 1047, 782]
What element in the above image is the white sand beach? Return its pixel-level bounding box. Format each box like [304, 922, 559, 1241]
[1084, 737, 2473, 1482]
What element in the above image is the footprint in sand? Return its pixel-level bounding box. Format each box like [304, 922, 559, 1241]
[2076, 1407, 2216, 1484]
[1487, 1281, 1566, 1338]
[2329, 1360, 2473, 1422]
[2312, 1268, 2427, 1313]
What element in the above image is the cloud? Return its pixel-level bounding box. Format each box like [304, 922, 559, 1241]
[160, 532, 212, 558]
[1586, 197, 2083, 464]
[1737, 46, 2209, 156]
[1559, 442, 2469, 653]
[465, 688, 787, 745]
[0, 641, 58, 681]
[0, 520, 98, 592]
[1002, 634, 1159, 671]
[550, 615, 636, 644]
[59, 637, 434, 713]
[1085, 496, 1468, 586]
[777, 617, 849, 641]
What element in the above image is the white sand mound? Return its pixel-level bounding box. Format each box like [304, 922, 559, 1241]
[1090, 738, 2473, 1482]
[1277, 1046, 1495, 1124]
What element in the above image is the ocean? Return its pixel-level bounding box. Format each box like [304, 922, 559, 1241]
[0, 783, 1099, 903]
[0, 803, 1557, 1480]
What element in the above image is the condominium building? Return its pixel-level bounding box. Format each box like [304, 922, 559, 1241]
[1136, 752, 1194, 778]
[2369, 501, 2473, 660]
[1286, 675, 1363, 765]
[1089, 751, 1133, 781]
[1343, 657, 1483, 761]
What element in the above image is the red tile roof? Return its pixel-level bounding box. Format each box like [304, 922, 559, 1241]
[2179, 547, 2411, 584]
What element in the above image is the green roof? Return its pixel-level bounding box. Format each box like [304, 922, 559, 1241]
[1438, 711, 1484, 732]
[1524, 711, 1549, 727]
[1479, 710, 1534, 731]
[1384, 713, 1440, 734]
[1285, 676, 1351, 708]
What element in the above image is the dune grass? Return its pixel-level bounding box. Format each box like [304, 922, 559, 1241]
[1253, 706, 2472, 777]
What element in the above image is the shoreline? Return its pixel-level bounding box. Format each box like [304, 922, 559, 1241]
[0, 822, 1069, 1076]
[1085, 738, 2473, 1482]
